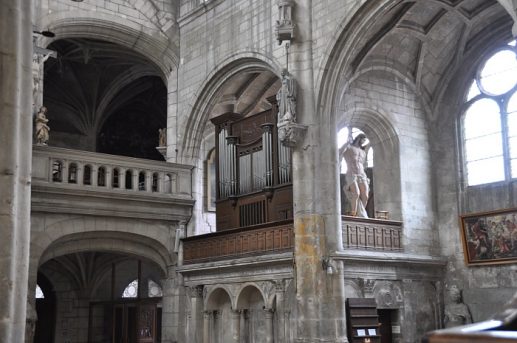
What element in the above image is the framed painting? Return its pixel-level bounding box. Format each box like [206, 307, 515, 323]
[460, 208, 517, 265]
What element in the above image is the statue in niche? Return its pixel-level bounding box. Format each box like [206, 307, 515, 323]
[444, 286, 472, 328]
[35, 106, 50, 145]
[340, 129, 370, 217]
[158, 128, 167, 147]
[276, 69, 296, 124]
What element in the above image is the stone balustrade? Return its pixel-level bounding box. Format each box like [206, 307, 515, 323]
[32, 145, 192, 195]
[31, 145, 194, 221]
[342, 216, 403, 251]
[182, 220, 294, 264]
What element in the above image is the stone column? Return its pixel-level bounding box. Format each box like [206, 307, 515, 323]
[287, 0, 347, 341]
[188, 286, 204, 343]
[167, 71, 178, 163]
[230, 309, 240, 343]
[264, 308, 274, 343]
[239, 310, 247, 342]
[203, 311, 211, 343]
[0, 0, 33, 342]
[161, 270, 184, 343]
[274, 281, 286, 343]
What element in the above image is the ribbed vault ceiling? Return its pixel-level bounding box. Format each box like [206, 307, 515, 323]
[210, 70, 280, 119]
[350, 0, 511, 107]
[44, 38, 166, 159]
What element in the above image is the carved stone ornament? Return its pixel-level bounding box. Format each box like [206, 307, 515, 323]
[278, 121, 307, 148]
[275, 0, 295, 44]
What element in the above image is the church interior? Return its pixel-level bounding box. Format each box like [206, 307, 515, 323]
[3, 0, 517, 342]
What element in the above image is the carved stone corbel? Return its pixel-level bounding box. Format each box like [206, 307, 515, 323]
[278, 121, 307, 148]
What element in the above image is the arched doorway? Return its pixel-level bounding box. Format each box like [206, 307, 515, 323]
[37, 251, 165, 343]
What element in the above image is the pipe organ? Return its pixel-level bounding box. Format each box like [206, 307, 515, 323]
[211, 99, 293, 231]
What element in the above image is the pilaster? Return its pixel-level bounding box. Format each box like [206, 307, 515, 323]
[0, 0, 33, 341]
[287, 0, 346, 341]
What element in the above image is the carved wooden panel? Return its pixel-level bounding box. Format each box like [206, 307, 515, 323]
[183, 221, 293, 264]
[342, 216, 403, 251]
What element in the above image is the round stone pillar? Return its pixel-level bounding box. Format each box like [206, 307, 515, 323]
[0, 0, 33, 342]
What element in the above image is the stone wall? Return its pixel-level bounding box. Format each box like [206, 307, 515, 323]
[432, 22, 517, 323]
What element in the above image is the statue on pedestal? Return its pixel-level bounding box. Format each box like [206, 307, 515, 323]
[276, 69, 296, 124]
[340, 129, 370, 217]
[35, 106, 50, 145]
[158, 128, 167, 147]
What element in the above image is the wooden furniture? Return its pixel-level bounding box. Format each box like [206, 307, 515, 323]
[346, 298, 381, 343]
[211, 99, 293, 231]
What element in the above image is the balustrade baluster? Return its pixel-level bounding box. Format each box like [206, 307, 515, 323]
[92, 165, 98, 188]
[77, 163, 84, 186]
[62, 162, 69, 184]
[106, 167, 112, 189]
[159, 172, 166, 193]
[132, 170, 139, 191]
[145, 171, 152, 193]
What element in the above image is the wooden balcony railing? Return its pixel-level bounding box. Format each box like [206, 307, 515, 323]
[182, 220, 294, 264]
[342, 216, 403, 251]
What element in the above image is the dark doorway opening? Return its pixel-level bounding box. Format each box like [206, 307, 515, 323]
[35, 273, 56, 343]
[378, 309, 398, 343]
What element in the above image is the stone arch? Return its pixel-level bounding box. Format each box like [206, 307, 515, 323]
[38, 11, 178, 78]
[205, 286, 234, 310]
[236, 284, 267, 310]
[180, 51, 282, 162]
[38, 231, 171, 276]
[338, 105, 402, 220]
[316, 0, 397, 117]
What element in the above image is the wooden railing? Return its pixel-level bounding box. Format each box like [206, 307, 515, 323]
[342, 216, 403, 251]
[182, 220, 294, 264]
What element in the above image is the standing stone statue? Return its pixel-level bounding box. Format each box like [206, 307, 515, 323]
[35, 106, 50, 145]
[276, 69, 296, 124]
[444, 286, 472, 328]
[158, 128, 167, 147]
[340, 129, 370, 217]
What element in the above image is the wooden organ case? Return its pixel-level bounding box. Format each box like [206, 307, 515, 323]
[211, 100, 293, 231]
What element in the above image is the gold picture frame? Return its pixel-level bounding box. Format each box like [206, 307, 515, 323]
[460, 208, 517, 266]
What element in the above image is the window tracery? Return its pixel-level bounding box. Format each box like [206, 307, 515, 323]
[463, 40, 517, 186]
